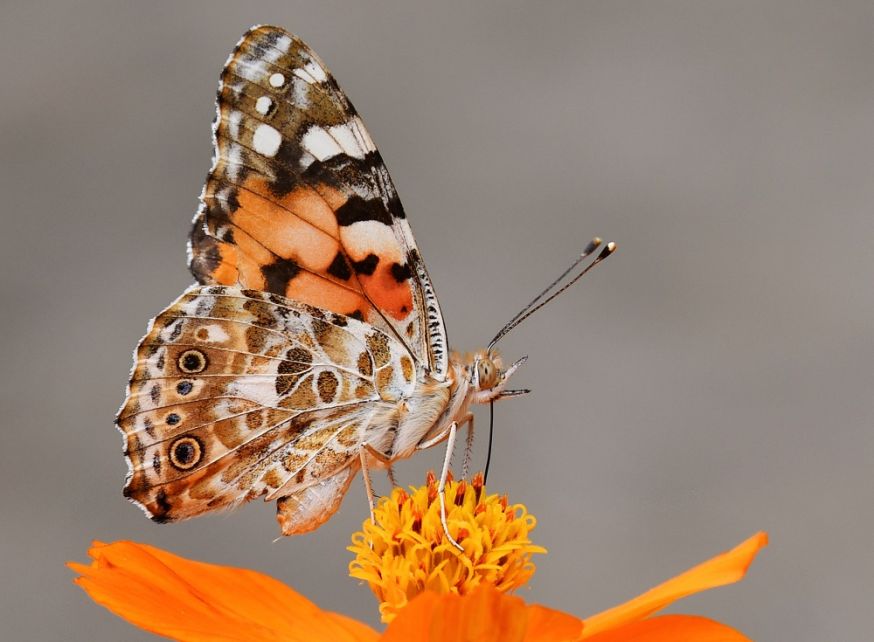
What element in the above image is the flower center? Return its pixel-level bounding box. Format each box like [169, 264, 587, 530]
[348, 471, 546, 622]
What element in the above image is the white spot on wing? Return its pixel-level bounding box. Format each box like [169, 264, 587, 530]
[301, 119, 377, 163]
[274, 34, 293, 54]
[301, 125, 343, 161]
[303, 59, 327, 83]
[292, 77, 310, 108]
[231, 376, 281, 407]
[269, 72, 285, 88]
[293, 67, 318, 84]
[349, 116, 377, 154]
[200, 324, 231, 343]
[341, 221, 404, 263]
[226, 144, 242, 180]
[228, 110, 242, 138]
[328, 122, 364, 159]
[255, 96, 273, 115]
[253, 123, 282, 157]
[235, 59, 271, 84]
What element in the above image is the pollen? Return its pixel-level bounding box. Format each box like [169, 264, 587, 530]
[348, 471, 545, 623]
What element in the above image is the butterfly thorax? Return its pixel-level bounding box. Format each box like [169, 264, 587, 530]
[389, 349, 514, 459]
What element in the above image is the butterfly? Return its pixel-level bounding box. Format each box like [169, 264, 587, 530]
[117, 25, 614, 545]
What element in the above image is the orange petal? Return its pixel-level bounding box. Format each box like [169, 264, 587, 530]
[523, 605, 585, 642]
[382, 585, 580, 642]
[380, 592, 443, 642]
[581, 532, 767, 638]
[69, 541, 378, 642]
[582, 615, 753, 642]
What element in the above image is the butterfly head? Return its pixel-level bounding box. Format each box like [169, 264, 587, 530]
[464, 239, 615, 406]
[466, 350, 529, 404]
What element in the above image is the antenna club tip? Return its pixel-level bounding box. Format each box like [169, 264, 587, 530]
[597, 241, 617, 259]
[582, 237, 603, 256]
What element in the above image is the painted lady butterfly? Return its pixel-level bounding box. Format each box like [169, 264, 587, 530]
[117, 25, 614, 543]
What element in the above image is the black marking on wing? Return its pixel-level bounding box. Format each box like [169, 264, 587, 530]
[326, 252, 352, 280]
[335, 195, 394, 227]
[390, 261, 412, 283]
[350, 254, 379, 276]
[262, 258, 302, 294]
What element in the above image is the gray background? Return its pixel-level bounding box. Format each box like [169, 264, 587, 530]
[2, 1, 872, 640]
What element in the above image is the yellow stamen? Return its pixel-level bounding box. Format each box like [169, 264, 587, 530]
[348, 471, 546, 623]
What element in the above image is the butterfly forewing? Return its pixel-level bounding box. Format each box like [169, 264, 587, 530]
[118, 285, 414, 527]
[188, 25, 448, 380]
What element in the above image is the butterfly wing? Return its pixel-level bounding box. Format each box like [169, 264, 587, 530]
[117, 285, 415, 526]
[189, 25, 448, 381]
[275, 449, 358, 535]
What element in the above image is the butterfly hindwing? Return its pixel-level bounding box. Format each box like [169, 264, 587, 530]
[276, 464, 357, 535]
[188, 25, 448, 380]
[117, 285, 414, 526]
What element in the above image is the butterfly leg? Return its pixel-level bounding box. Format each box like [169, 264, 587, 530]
[362, 442, 393, 465]
[386, 465, 398, 488]
[438, 422, 464, 551]
[359, 443, 392, 524]
[359, 447, 377, 525]
[460, 413, 475, 480]
[417, 427, 451, 450]
[417, 414, 467, 451]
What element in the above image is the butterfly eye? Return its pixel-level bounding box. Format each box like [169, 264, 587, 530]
[476, 358, 498, 389]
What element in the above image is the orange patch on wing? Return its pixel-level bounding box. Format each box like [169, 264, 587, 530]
[233, 182, 340, 273]
[227, 224, 275, 266]
[281, 186, 340, 239]
[209, 241, 265, 290]
[212, 245, 240, 284]
[206, 179, 414, 322]
[236, 253, 267, 290]
[285, 271, 370, 316]
[360, 269, 413, 321]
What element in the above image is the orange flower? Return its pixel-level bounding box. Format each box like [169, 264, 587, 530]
[71, 501, 766, 642]
[70, 474, 766, 640]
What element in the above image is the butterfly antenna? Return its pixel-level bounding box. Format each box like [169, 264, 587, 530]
[493, 238, 601, 338]
[484, 399, 495, 485]
[487, 240, 616, 351]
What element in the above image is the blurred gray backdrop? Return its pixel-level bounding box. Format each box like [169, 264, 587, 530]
[2, 1, 872, 640]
